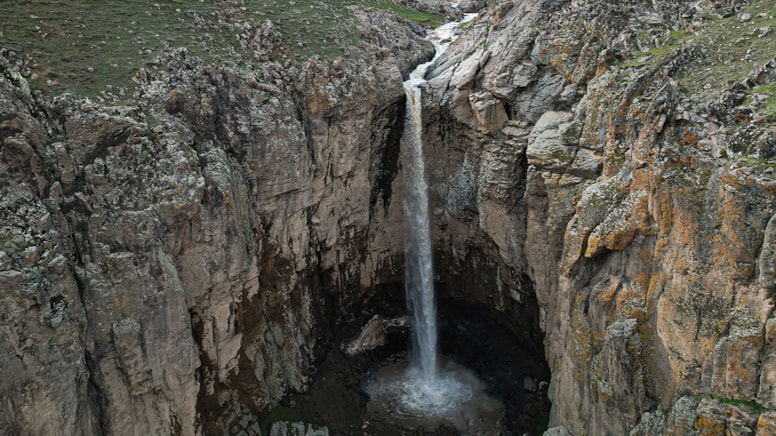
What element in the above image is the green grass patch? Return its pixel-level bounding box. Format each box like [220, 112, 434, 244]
[738, 156, 776, 171]
[0, 0, 443, 98]
[614, 0, 776, 107]
[749, 82, 776, 121]
[701, 394, 770, 415]
[617, 29, 693, 68]
[242, 0, 362, 62]
[0, 0, 240, 98]
[365, 2, 445, 27]
[676, 0, 776, 98]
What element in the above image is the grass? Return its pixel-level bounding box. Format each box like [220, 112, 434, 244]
[365, 2, 445, 27]
[0, 0, 444, 98]
[738, 156, 776, 172]
[615, 0, 776, 99]
[611, 0, 776, 145]
[748, 82, 776, 122]
[0, 0, 236, 97]
[701, 394, 770, 415]
[617, 29, 693, 68]
[677, 0, 776, 99]
[244, 0, 362, 62]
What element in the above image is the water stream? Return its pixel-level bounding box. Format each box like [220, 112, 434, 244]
[364, 12, 507, 433]
[402, 9, 479, 393]
[396, 13, 470, 407]
[402, 43, 440, 389]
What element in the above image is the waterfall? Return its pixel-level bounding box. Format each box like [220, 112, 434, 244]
[399, 10, 477, 397]
[366, 15, 505, 432]
[402, 77, 439, 385]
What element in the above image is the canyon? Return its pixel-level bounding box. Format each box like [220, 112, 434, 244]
[2, 0, 776, 434]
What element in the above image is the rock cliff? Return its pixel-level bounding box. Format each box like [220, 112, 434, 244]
[2, 0, 776, 435]
[0, 6, 425, 433]
[423, 0, 776, 434]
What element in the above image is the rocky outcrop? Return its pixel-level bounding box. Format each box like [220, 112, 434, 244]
[419, 0, 776, 434]
[342, 314, 411, 356]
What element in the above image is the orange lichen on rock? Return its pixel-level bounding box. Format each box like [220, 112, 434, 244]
[680, 129, 698, 147]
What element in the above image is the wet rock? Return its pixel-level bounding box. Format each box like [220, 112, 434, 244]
[342, 315, 411, 355]
[269, 421, 329, 436]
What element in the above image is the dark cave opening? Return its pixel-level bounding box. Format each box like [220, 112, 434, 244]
[258, 282, 551, 435]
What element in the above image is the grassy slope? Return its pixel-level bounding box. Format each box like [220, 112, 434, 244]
[618, 0, 776, 116]
[0, 0, 444, 98]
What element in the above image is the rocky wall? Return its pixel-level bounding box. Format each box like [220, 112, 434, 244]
[420, 0, 776, 434]
[0, 11, 420, 432]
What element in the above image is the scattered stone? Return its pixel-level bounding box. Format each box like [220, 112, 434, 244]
[269, 422, 329, 436]
[342, 315, 411, 355]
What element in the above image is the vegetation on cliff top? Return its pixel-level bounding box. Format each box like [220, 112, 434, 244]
[618, 0, 776, 102]
[701, 394, 772, 415]
[615, 0, 776, 168]
[0, 0, 444, 98]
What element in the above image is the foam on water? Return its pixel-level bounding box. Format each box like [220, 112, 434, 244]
[385, 365, 474, 416]
[365, 359, 505, 433]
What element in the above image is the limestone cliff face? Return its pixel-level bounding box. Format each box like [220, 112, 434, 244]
[421, 0, 776, 434]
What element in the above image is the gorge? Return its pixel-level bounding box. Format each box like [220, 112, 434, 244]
[2, 0, 776, 435]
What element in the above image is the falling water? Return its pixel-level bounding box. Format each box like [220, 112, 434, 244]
[401, 14, 476, 393]
[397, 11, 482, 412]
[402, 60, 438, 385]
[400, 13, 479, 390]
[365, 12, 505, 433]
[367, 9, 503, 434]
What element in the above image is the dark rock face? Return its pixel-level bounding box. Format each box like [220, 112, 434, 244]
[3, 0, 776, 435]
